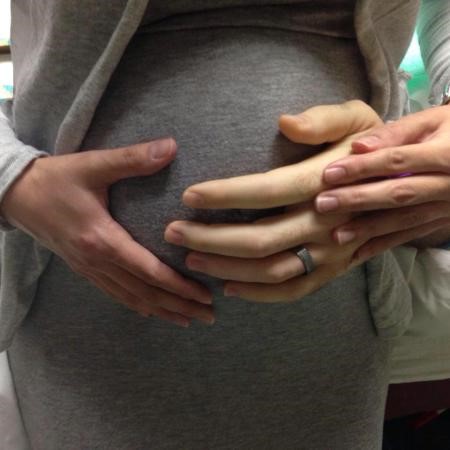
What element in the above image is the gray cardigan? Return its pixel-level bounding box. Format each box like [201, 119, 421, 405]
[0, 0, 448, 350]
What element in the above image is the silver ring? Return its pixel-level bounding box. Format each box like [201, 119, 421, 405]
[293, 246, 316, 275]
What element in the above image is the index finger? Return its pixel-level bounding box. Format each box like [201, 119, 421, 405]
[183, 136, 357, 209]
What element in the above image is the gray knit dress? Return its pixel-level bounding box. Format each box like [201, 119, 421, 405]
[8, 1, 394, 449]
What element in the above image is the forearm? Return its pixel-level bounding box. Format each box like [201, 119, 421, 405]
[0, 105, 49, 231]
[415, 1, 450, 246]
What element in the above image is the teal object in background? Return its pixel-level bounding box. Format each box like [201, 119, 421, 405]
[400, 31, 430, 95]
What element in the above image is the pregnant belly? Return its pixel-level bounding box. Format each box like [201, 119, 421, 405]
[81, 27, 370, 295]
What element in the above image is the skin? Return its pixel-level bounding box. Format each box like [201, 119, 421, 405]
[0, 138, 215, 327]
[4, 101, 447, 319]
[318, 105, 450, 256]
[165, 101, 450, 302]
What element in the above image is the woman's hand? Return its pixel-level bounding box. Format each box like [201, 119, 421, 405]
[316, 105, 450, 261]
[0, 138, 214, 327]
[165, 101, 382, 302]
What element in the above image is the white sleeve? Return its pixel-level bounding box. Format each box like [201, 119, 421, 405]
[0, 105, 49, 231]
[389, 246, 450, 383]
[417, 0, 450, 104]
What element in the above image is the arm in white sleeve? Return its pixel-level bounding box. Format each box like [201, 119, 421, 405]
[389, 246, 450, 383]
[417, 0, 450, 104]
[0, 104, 48, 231]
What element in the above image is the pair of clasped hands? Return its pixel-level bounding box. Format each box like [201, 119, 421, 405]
[2, 101, 450, 327]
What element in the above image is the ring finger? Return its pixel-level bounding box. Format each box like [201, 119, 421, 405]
[185, 241, 357, 284]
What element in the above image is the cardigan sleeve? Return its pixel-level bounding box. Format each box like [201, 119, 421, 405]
[0, 105, 49, 231]
[417, 0, 450, 105]
[389, 247, 450, 383]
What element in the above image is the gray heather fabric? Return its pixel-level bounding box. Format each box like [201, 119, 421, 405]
[9, 3, 387, 449]
[0, 0, 425, 354]
[0, 1, 448, 447]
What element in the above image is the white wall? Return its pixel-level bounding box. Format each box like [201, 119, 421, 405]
[0, 0, 11, 43]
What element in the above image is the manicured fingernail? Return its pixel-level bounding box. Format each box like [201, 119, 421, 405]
[151, 138, 175, 159]
[354, 136, 380, 148]
[316, 196, 339, 213]
[336, 229, 356, 245]
[324, 166, 347, 184]
[224, 286, 239, 297]
[165, 227, 184, 245]
[183, 191, 205, 207]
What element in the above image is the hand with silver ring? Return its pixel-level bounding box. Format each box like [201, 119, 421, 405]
[164, 101, 381, 302]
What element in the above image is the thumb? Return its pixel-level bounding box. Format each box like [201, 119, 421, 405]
[351, 108, 442, 154]
[278, 100, 382, 145]
[81, 138, 177, 187]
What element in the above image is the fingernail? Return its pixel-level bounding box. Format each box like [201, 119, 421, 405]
[151, 138, 175, 159]
[336, 229, 356, 245]
[183, 191, 205, 207]
[324, 167, 347, 184]
[176, 318, 190, 328]
[165, 227, 184, 245]
[316, 196, 339, 213]
[197, 287, 213, 304]
[195, 296, 212, 305]
[224, 286, 239, 297]
[202, 315, 216, 326]
[354, 136, 380, 149]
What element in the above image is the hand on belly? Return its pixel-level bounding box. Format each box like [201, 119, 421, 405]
[164, 101, 384, 302]
[0, 137, 215, 327]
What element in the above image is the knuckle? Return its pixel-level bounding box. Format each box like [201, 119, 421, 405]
[380, 124, 399, 141]
[401, 209, 425, 228]
[121, 145, 142, 170]
[344, 189, 365, 209]
[254, 175, 277, 202]
[72, 230, 110, 264]
[264, 265, 290, 283]
[343, 99, 366, 112]
[292, 172, 314, 196]
[387, 148, 407, 172]
[145, 260, 164, 282]
[251, 232, 274, 258]
[390, 183, 417, 205]
[349, 159, 369, 179]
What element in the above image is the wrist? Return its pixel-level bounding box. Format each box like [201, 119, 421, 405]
[0, 157, 45, 227]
